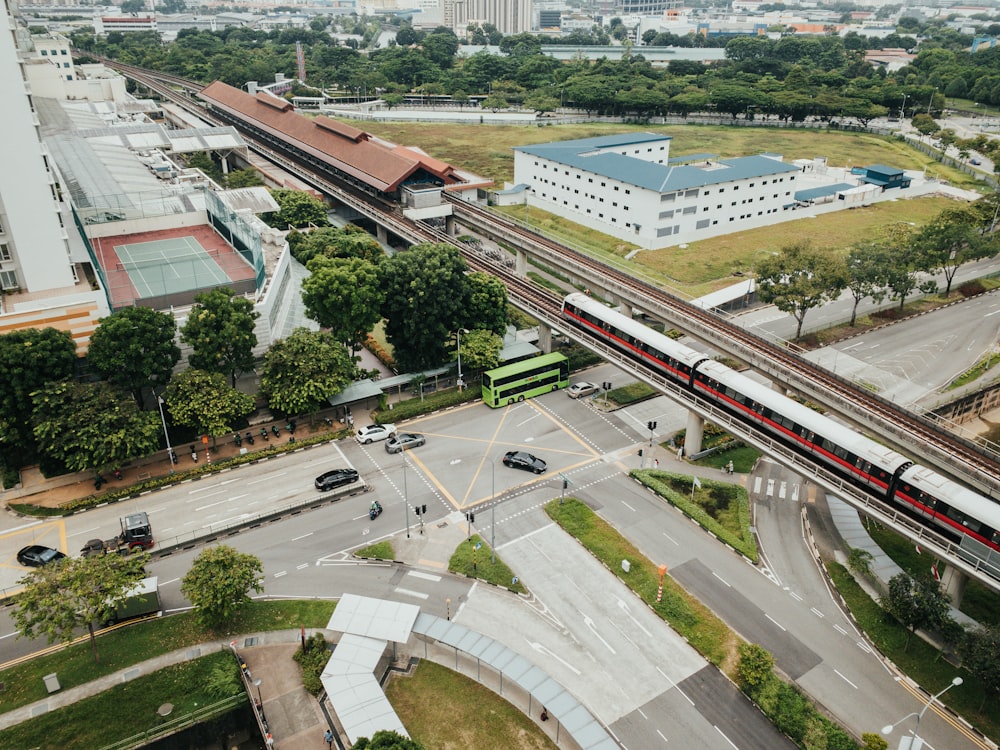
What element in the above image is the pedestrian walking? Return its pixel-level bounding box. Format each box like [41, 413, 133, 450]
[190, 445, 198, 463]
[654, 458, 659, 469]
[265, 732, 274, 748]
[727, 460, 734, 474]
[324, 728, 334, 749]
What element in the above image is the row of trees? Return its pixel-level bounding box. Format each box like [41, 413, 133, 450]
[756, 195, 1000, 340]
[14, 543, 263, 663]
[72, 14, 1000, 125]
[0, 205, 508, 478]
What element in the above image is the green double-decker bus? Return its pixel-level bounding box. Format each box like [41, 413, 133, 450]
[481, 352, 570, 408]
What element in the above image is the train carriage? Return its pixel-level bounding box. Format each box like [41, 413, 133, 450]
[562, 293, 707, 386]
[561, 292, 1000, 572]
[694, 360, 912, 494]
[896, 466, 1000, 553]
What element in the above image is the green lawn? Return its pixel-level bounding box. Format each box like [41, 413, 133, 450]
[0, 652, 243, 750]
[827, 562, 999, 742]
[0, 599, 334, 714]
[449, 534, 527, 594]
[386, 660, 556, 750]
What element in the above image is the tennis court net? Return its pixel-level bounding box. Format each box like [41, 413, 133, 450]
[116, 250, 217, 271]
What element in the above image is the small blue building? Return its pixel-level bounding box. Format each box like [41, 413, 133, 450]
[858, 164, 911, 191]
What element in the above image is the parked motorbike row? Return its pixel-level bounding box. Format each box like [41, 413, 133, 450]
[231, 420, 298, 448]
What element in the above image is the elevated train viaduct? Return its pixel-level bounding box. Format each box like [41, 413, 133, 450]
[114, 65, 1000, 597]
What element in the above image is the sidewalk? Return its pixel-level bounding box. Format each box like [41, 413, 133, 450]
[1, 413, 350, 512]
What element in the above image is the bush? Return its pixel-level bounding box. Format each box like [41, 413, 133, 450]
[958, 280, 986, 297]
[773, 682, 809, 742]
[2, 464, 19, 489]
[294, 632, 332, 695]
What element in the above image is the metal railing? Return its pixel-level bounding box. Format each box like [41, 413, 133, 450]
[98, 694, 246, 750]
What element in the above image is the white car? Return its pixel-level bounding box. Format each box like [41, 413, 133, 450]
[356, 423, 397, 444]
[566, 382, 599, 399]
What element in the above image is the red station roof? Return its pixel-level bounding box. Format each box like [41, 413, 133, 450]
[199, 81, 459, 193]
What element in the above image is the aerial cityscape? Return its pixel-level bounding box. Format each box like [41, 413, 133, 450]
[1, 0, 999, 748]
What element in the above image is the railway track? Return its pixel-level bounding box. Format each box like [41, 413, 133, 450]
[107, 61, 1000, 495]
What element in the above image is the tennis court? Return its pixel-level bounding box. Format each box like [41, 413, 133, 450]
[91, 224, 258, 310]
[114, 236, 230, 297]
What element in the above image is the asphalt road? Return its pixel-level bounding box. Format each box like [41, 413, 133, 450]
[0, 361, 988, 749]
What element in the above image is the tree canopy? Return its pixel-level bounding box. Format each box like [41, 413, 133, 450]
[31, 381, 162, 473]
[880, 573, 951, 651]
[302, 255, 385, 355]
[0, 327, 77, 469]
[380, 243, 470, 372]
[755, 242, 847, 340]
[87, 306, 181, 407]
[181, 544, 263, 631]
[260, 328, 356, 417]
[162, 368, 255, 442]
[14, 552, 149, 663]
[180, 288, 260, 387]
[265, 188, 330, 229]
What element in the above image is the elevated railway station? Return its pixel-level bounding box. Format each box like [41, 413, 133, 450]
[112, 65, 1000, 596]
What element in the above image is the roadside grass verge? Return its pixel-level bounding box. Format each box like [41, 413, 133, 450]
[449, 534, 527, 595]
[695, 444, 761, 474]
[863, 521, 1000, 626]
[630, 470, 758, 563]
[0, 599, 334, 714]
[826, 562, 1000, 742]
[606, 381, 657, 406]
[355, 540, 395, 560]
[386, 660, 557, 750]
[0, 651, 242, 750]
[545, 498, 736, 669]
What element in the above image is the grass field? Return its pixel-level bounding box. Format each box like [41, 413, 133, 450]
[361, 121, 980, 296]
[362, 121, 974, 190]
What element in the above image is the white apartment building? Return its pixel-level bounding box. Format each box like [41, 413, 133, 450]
[0, 6, 76, 295]
[444, 0, 533, 35]
[513, 133, 802, 250]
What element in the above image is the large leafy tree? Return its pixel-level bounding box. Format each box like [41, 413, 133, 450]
[288, 224, 384, 266]
[459, 328, 504, 375]
[180, 288, 259, 387]
[265, 188, 330, 229]
[958, 624, 1000, 712]
[380, 243, 468, 372]
[181, 545, 263, 631]
[0, 327, 77, 469]
[843, 242, 891, 327]
[162, 368, 255, 444]
[880, 573, 950, 651]
[32, 381, 161, 473]
[302, 256, 385, 356]
[755, 242, 847, 340]
[260, 328, 356, 418]
[461, 272, 508, 336]
[914, 205, 998, 296]
[87, 306, 181, 408]
[14, 552, 149, 663]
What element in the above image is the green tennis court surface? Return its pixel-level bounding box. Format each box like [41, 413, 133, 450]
[115, 237, 229, 297]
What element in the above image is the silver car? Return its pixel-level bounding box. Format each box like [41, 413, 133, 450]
[566, 382, 599, 399]
[385, 432, 426, 454]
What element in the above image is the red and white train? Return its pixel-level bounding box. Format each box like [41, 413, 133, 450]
[562, 292, 1000, 564]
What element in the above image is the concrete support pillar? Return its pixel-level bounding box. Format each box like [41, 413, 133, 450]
[684, 411, 705, 456]
[537, 323, 552, 354]
[514, 248, 527, 277]
[940, 566, 968, 608]
[376, 225, 388, 245]
[445, 215, 456, 236]
[773, 381, 788, 395]
[220, 154, 230, 175]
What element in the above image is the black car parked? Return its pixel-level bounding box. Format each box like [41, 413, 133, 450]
[314, 468, 360, 491]
[502, 451, 547, 474]
[17, 545, 67, 567]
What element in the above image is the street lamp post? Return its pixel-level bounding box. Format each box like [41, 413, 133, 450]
[402, 455, 411, 539]
[900, 92, 908, 120]
[456, 328, 469, 392]
[157, 396, 174, 474]
[881, 676, 963, 750]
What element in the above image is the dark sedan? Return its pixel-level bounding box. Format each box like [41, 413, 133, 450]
[17, 545, 67, 567]
[314, 468, 360, 491]
[385, 433, 426, 454]
[502, 451, 547, 474]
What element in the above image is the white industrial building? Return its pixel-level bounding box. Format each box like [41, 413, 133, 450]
[513, 132, 802, 250]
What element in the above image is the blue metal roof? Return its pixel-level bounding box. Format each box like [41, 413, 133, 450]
[794, 183, 856, 201]
[516, 134, 798, 192]
[865, 163, 903, 176]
